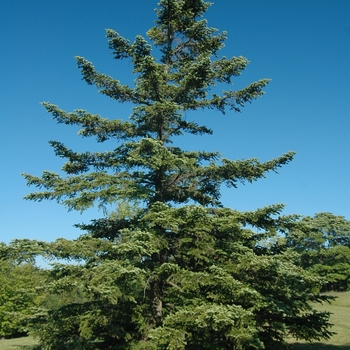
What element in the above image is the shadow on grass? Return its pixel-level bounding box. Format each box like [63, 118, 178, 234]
[292, 343, 350, 350]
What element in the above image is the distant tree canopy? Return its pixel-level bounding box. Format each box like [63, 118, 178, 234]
[0, 259, 44, 338]
[285, 212, 350, 291]
[0, 1, 337, 349]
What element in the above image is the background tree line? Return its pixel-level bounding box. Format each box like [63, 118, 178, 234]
[285, 212, 350, 292]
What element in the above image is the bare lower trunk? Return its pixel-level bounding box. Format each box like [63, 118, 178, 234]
[151, 278, 163, 327]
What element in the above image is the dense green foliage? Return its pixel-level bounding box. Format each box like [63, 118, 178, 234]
[1, 1, 336, 349]
[285, 213, 350, 291]
[0, 259, 44, 338]
[3, 292, 350, 350]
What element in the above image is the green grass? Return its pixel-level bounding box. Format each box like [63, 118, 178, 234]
[1, 292, 349, 349]
[291, 291, 350, 349]
[0, 336, 38, 350]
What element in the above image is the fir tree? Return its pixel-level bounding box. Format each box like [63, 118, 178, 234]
[7, 1, 333, 349]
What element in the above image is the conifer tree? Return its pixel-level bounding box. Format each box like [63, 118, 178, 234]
[8, 1, 333, 349]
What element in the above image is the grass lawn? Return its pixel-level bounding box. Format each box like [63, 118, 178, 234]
[0, 336, 38, 350]
[290, 291, 350, 349]
[1, 292, 349, 349]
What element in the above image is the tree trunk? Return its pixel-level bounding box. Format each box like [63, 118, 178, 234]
[151, 278, 163, 327]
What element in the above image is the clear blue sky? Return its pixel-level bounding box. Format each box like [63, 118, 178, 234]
[1, 0, 349, 243]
